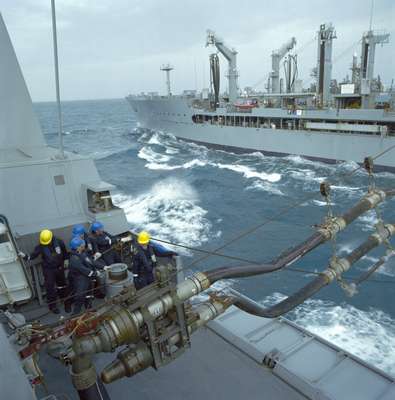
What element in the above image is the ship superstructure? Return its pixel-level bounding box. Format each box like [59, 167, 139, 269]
[127, 24, 395, 171]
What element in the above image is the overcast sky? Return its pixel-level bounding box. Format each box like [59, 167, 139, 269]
[1, 0, 394, 101]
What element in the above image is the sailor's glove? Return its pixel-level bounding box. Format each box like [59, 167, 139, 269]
[96, 270, 104, 279]
[94, 252, 102, 260]
[88, 270, 98, 278]
[18, 251, 29, 261]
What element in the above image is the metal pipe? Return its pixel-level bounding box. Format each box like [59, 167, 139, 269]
[204, 189, 392, 284]
[231, 223, 395, 318]
[354, 250, 395, 286]
[77, 381, 111, 400]
[71, 355, 110, 400]
[51, 0, 64, 159]
[100, 299, 229, 384]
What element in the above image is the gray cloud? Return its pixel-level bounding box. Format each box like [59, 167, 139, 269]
[1, 0, 394, 101]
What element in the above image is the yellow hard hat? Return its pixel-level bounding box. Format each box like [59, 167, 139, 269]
[137, 231, 150, 245]
[40, 229, 53, 245]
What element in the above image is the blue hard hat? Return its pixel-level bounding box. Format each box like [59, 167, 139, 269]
[70, 236, 85, 250]
[91, 221, 104, 233]
[72, 224, 86, 236]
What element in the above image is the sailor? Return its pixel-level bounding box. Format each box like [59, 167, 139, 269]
[89, 221, 121, 265]
[68, 237, 101, 315]
[133, 231, 158, 289]
[19, 229, 70, 314]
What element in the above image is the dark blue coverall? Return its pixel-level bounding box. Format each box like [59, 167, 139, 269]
[133, 244, 158, 289]
[90, 231, 121, 265]
[28, 237, 70, 311]
[83, 232, 96, 256]
[68, 250, 100, 315]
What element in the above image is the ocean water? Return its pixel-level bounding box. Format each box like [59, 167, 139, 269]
[34, 98, 395, 377]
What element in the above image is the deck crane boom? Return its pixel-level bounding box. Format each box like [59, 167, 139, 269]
[206, 29, 239, 103]
[270, 37, 296, 94]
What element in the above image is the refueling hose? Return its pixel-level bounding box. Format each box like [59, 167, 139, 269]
[205, 232, 324, 283]
[77, 379, 110, 400]
[204, 189, 394, 284]
[230, 223, 395, 318]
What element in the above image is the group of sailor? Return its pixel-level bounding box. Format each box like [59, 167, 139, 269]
[19, 222, 169, 315]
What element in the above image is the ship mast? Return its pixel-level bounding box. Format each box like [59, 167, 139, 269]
[51, 0, 65, 159]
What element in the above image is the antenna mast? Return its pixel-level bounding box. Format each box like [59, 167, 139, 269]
[51, 0, 64, 159]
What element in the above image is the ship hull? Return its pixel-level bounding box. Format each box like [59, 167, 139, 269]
[126, 96, 395, 172]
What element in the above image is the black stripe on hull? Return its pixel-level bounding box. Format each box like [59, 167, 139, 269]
[176, 136, 395, 174]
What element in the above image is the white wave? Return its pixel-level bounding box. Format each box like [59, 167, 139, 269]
[285, 155, 309, 165]
[148, 159, 208, 171]
[285, 155, 334, 170]
[261, 293, 395, 377]
[182, 159, 208, 169]
[338, 243, 358, 255]
[141, 154, 208, 171]
[246, 181, 284, 196]
[138, 146, 171, 163]
[165, 147, 180, 154]
[144, 162, 181, 171]
[312, 199, 329, 207]
[338, 160, 360, 171]
[289, 169, 324, 183]
[357, 210, 378, 232]
[147, 132, 163, 145]
[214, 163, 281, 182]
[112, 178, 216, 254]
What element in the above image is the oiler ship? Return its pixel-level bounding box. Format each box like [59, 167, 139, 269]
[1, 6, 395, 400]
[127, 26, 395, 171]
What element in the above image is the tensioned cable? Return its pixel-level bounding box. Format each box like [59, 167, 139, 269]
[152, 236, 395, 285]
